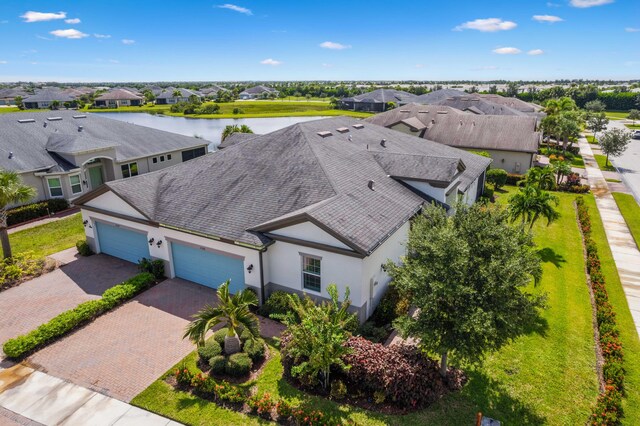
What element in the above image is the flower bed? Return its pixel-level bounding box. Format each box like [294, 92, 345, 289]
[576, 197, 625, 425]
[2, 272, 156, 358]
[0, 251, 55, 292]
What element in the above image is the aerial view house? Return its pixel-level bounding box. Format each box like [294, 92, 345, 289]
[93, 89, 145, 107]
[0, 111, 209, 204]
[200, 85, 230, 98]
[366, 103, 540, 173]
[238, 85, 279, 100]
[0, 87, 29, 106]
[155, 88, 203, 104]
[340, 89, 418, 112]
[22, 88, 78, 109]
[76, 117, 490, 321]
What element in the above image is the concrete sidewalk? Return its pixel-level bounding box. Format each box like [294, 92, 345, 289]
[0, 364, 180, 426]
[578, 136, 640, 338]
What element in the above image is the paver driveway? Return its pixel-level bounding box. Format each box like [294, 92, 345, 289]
[27, 278, 218, 402]
[0, 253, 138, 358]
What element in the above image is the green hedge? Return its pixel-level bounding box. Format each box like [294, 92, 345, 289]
[7, 199, 69, 226]
[2, 272, 155, 358]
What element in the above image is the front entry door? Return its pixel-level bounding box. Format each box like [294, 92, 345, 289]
[88, 166, 104, 189]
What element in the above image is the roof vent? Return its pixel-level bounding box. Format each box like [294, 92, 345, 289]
[77, 126, 84, 132]
[43, 122, 47, 128]
[348, 135, 353, 142]
[418, 110, 428, 113]
[8, 152, 13, 159]
[352, 124, 364, 129]
[368, 180, 375, 191]
[336, 127, 349, 133]
[73, 115, 87, 119]
[399, 109, 410, 113]
[17, 119, 35, 124]
[47, 117, 62, 121]
[460, 120, 463, 125]
[317, 131, 332, 138]
[380, 139, 386, 147]
[437, 111, 447, 114]
[431, 119, 436, 124]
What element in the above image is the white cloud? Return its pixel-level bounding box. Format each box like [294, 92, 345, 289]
[454, 18, 517, 32]
[0, 61, 7, 64]
[217, 4, 252, 15]
[319, 41, 351, 50]
[121, 39, 135, 45]
[94, 33, 111, 38]
[36, 35, 52, 40]
[528, 49, 545, 55]
[533, 15, 563, 23]
[21, 11, 66, 23]
[260, 58, 281, 66]
[64, 18, 80, 24]
[625, 27, 640, 32]
[493, 47, 522, 54]
[546, 2, 562, 7]
[570, 0, 614, 8]
[50, 29, 89, 39]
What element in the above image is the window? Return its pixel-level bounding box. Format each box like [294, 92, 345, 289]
[181, 147, 206, 162]
[121, 162, 139, 178]
[167, 154, 172, 160]
[69, 174, 82, 194]
[301, 255, 321, 292]
[160, 155, 165, 162]
[47, 177, 63, 197]
[152, 157, 158, 164]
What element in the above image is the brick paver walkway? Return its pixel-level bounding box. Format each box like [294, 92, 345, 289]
[0, 254, 139, 358]
[578, 136, 640, 338]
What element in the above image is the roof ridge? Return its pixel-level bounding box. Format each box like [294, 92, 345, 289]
[295, 123, 341, 197]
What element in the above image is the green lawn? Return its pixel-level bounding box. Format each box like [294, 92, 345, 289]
[133, 187, 601, 425]
[595, 154, 616, 171]
[612, 192, 640, 250]
[626, 124, 640, 130]
[586, 135, 598, 144]
[605, 111, 629, 120]
[571, 154, 586, 168]
[3, 214, 84, 258]
[606, 178, 622, 183]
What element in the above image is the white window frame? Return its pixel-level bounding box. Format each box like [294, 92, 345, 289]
[301, 253, 322, 293]
[46, 177, 64, 198]
[121, 162, 139, 178]
[69, 174, 83, 194]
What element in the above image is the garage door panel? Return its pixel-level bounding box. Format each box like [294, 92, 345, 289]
[96, 222, 150, 264]
[171, 242, 244, 293]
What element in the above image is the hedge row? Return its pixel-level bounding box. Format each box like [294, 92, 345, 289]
[2, 273, 155, 358]
[576, 197, 625, 425]
[7, 199, 69, 226]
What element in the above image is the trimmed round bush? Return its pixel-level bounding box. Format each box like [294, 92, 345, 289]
[225, 353, 253, 377]
[243, 338, 266, 362]
[260, 290, 291, 318]
[198, 340, 222, 362]
[209, 355, 227, 375]
[239, 328, 253, 344]
[213, 328, 227, 346]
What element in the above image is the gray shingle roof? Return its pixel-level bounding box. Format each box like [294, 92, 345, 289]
[218, 132, 261, 149]
[0, 111, 209, 173]
[342, 89, 417, 104]
[23, 88, 76, 103]
[156, 88, 201, 99]
[413, 89, 468, 103]
[95, 89, 143, 101]
[432, 96, 526, 116]
[373, 152, 464, 184]
[94, 117, 490, 254]
[241, 85, 278, 95]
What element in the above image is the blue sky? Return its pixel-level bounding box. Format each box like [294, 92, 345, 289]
[0, 0, 638, 82]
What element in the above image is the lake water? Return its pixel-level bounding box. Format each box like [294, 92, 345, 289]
[97, 112, 327, 150]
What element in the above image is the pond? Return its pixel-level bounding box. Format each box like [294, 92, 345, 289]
[96, 112, 328, 150]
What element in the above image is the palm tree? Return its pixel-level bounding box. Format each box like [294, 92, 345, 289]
[221, 124, 254, 142]
[0, 171, 36, 258]
[239, 124, 253, 134]
[508, 185, 560, 231]
[183, 280, 259, 354]
[522, 167, 556, 190]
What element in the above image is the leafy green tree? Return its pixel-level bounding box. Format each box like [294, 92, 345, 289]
[280, 284, 354, 389]
[0, 171, 36, 258]
[172, 89, 182, 99]
[385, 101, 397, 111]
[523, 167, 556, 190]
[486, 168, 508, 189]
[552, 160, 572, 185]
[585, 112, 609, 142]
[505, 82, 519, 97]
[14, 96, 24, 110]
[627, 109, 640, 125]
[183, 281, 259, 354]
[143, 90, 155, 104]
[508, 185, 560, 230]
[599, 128, 632, 167]
[50, 100, 60, 110]
[584, 100, 606, 112]
[221, 124, 253, 142]
[385, 204, 545, 376]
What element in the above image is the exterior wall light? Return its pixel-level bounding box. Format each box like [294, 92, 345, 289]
[148, 238, 155, 245]
[247, 264, 254, 273]
[156, 240, 163, 247]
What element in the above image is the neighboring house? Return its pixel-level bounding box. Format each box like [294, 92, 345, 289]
[366, 103, 540, 173]
[0, 111, 210, 204]
[200, 85, 230, 97]
[75, 117, 490, 321]
[217, 132, 261, 149]
[155, 88, 203, 104]
[238, 85, 279, 100]
[94, 89, 145, 107]
[414, 89, 543, 118]
[0, 88, 29, 106]
[340, 89, 418, 112]
[22, 88, 78, 109]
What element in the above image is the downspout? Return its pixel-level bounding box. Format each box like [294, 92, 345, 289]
[259, 249, 266, 305]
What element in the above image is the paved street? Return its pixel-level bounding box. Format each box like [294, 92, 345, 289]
[607, 120, 640, 202]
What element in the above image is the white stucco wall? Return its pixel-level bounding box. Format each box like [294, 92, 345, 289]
[84, 191, 146, 219]
[473, 149, 533, 174]
[270, 221, 352, 250]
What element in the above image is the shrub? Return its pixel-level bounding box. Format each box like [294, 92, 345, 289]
[209, 355, 227, 375]
[356, 321, 389, 343]
[232, 107, 244, 114]
[481, 186, 494, 202]
[75, 240, 93, 257]
[329, 379, 347, 400]
[215, 380, 246, 403]
[6, 199, 69, 226]
[198, 103, 220, 114]
[213, 328, 227, 346]
[243, 338, 266, 362]
[198, 340, 222, 362]
[174, 365, 194, 387]
[370, 285, 408, 326]
[0, 252, 45, 284]
[292, 407, 330, 426]
[2, 273, 155, 358]
[275, 399, 295, 420]
[506, 173, 525, 185]
[247, 392, 276, 418]
[260, 290, 291, 318]
[138, 258, 165, 279]
[191, 373, 217, 398]
[225, 352, 252, 377]
[486, 168, 508, 189]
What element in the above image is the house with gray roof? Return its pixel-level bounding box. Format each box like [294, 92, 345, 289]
[366, 103, 540, 173]
[23, 88, 78, 109]
[155, 88, 203, 104]
[0, 88, 29, 106]
[1, 111, 209, 204]
[238, 85, 279, 100]
[340, 89, 418, 112]
[75, 116, 489, 321]
[94, 89, 144, 108]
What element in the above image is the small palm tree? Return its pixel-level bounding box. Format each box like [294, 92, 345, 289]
[183, 280, 259, 354]
[0, 171, 36, 258]
[508, 185, 560, 230]
[522, 167, 556, 190]
[172, 89, 182, 99]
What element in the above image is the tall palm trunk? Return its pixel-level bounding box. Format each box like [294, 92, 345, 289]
[440, 352, 448, 377]
[0, 211, 10, 259]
